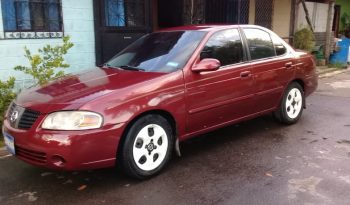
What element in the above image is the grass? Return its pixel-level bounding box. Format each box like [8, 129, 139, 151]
[328, 62, 347, 69]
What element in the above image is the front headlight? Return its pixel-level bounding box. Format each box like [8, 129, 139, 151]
[42, 111, 103, 130]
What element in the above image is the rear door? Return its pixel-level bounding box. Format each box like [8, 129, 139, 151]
[185, 29, 255, 134]
[242, 28, 295, 113]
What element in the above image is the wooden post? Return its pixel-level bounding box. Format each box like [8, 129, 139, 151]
[290, 0, 299, 45]
[300, 0, 314, 33]
[325, 0, 335, 64]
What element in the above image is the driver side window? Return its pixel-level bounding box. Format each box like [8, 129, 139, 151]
[200, 29, 244, 67]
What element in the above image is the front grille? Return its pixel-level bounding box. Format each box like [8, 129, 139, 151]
[18, 109, 41, 129]
[16, 145, 47, 164]
[7, 103, 41, 130]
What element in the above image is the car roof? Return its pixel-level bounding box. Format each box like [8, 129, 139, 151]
[159, 24, 265, 32]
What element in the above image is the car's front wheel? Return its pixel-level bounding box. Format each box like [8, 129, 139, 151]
[274, 82, 304, 124]
[119, 114, 174, 179]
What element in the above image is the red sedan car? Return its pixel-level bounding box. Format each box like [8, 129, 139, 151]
[2, 25, 317, 179]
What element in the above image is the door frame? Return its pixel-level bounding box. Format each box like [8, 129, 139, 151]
[93, 0, 153, 65]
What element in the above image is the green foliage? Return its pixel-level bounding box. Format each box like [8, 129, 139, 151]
[341, 13, 350, 38]
[293, 28, 315, 52]
[341, 13, 350, 30]
[328, 62, 346, 69]
[0, 77, 17, 134]
[14, 36, 74, 86]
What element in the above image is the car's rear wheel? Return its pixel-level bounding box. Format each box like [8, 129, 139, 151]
[274, 82, 304, 124]
[120, 114, 174, 179]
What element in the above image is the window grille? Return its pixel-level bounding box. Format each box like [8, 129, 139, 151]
[255, 0, 274, 29]
[1, 0, 63, 39]
[104, 0, 146, 27]
[205, 0, 249, 24]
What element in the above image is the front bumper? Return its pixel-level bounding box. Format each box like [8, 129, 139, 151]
[2, 117, 126, 171]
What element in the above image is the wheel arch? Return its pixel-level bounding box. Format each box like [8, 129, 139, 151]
[287, 78, 306, 109]
[117, 109, 178, 158]
[291, 78, 305, 91]
[276, 78, 306, 112]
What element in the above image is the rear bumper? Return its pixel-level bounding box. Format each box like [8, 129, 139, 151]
[304, 74, 318, 97]
[2, 118, 126, 171]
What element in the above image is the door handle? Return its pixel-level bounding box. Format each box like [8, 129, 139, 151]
[240, 71, 251, 78]
[285, 62, 293, 68]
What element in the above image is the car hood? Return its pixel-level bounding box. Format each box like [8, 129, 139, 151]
[15, 68, 166, 113]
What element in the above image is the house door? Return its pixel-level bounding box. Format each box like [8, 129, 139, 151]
[157, 0, 183, 29]
[93, 0, 152, 65]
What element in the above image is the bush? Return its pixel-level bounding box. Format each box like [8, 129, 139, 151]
[14, 36, 74, 86]
[294, 28, 315, 52]
[0, 77, 17, 133]
[0, 37, 73, 142]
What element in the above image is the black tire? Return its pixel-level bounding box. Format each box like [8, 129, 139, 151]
[119, 114, 174, 179]
[274, 82, 304, 125]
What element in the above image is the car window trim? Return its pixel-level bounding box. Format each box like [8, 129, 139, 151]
[219, 61, 249, 69]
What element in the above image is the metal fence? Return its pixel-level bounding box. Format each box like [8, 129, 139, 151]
[183, 0, 274, 28]
[205, 0, 249, 24]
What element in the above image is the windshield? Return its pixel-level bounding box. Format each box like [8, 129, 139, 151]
[105, 31, 206, 72]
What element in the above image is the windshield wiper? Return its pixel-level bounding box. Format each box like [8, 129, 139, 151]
[101, 63, 119, 69]
[119, 65, 145, 72]
[101, 64, 145, 71]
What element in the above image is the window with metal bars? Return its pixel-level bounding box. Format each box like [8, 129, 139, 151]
[104, 0, 146, 27]
[205, 0, 249, 24]
[1, 0, 62, 32]
[255, 0, 274, 29]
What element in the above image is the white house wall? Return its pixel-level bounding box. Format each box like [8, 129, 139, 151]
[0, 0, 96, 89]
[273, 0, 292, 40]
[296, 2, 329, 32]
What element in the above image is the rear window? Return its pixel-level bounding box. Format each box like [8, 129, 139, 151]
[271, 35, 287, 56]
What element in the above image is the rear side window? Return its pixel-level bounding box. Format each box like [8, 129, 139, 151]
[200, 29, 244, 66]
[243, 28, 276, 60]
[271, 35, 287, 56]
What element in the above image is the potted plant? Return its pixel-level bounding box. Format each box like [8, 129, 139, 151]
[294, 27, 315, 52]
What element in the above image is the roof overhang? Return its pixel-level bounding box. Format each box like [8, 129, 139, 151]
[306, 0, 335, 3]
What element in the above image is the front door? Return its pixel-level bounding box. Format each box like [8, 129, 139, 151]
[93, 0, 152, 65]
[185, 29, 255, 135]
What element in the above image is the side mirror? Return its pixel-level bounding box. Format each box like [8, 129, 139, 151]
[192, 58, 221, 73]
